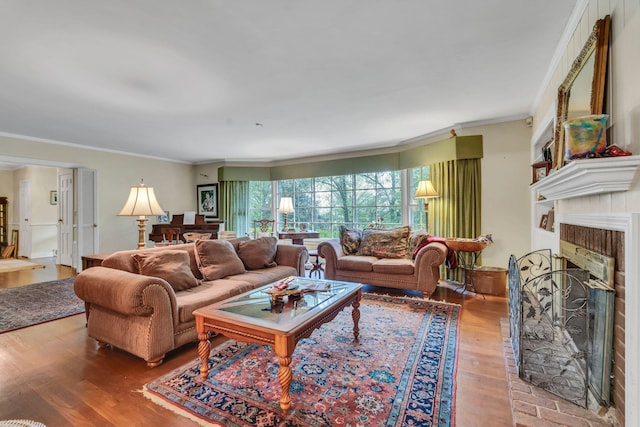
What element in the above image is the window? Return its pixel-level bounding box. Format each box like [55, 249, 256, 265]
[248, 181, 273, 222]
[410, 166, 431, 228]
[249, 168, 429, 236]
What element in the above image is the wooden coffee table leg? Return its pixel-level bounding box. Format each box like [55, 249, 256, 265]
[274, 335, 296, 414]
[352, 291, 361, 341]
[277, 355, 293, 414]
[196, 315, 211, 379]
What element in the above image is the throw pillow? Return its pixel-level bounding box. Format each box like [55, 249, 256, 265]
[358, 226, 411, 259]
[132, 250, 200, 291]
[238, 236, 278, 270]
[408, 230, 430, 259]
[339, 225, 362, 255]
[194, 239, 246, 281]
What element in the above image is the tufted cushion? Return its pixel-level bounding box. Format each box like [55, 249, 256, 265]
[132, 250, 200, 291]
[358, 226, 411, 259]
[339, 225, 362, 255]
[238, 237, 278, 270]
[194, 239, 246, 281]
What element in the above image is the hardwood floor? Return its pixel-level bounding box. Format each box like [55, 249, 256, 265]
[0, 264, 512, 426]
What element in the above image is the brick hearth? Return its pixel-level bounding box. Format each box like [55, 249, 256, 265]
[501, 319, 615, 427]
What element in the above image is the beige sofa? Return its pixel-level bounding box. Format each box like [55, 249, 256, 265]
[318, 227, 447, 298]
[74, 237, 308, 367]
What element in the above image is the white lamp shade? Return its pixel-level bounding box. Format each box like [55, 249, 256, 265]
[414, 180, 439, 199]
[277, 197, 295, 214]
[118, 182, 165, 216]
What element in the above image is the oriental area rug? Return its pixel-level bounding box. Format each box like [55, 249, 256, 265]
[144, 294, 460, 427]
[0, 277, 84, 334]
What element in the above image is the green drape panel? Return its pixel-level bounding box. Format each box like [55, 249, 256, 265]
[430, 159, 482, 280]
[219, 181, 249, 237]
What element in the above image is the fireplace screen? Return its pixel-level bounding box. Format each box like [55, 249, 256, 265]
[509, 250, 614, 408]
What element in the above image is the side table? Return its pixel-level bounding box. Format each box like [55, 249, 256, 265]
[444, 239, 488, 298]
[81, 253, 111, 270]
[277, 231, 320, 246]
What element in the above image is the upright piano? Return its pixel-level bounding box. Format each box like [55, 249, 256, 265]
[149, 214, 225, 243]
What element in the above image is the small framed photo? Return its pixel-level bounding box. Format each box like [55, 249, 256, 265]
[532, 161, 552, 184]
[539, 214, 549, 229]
[545, 209, 555, 232]
[50, 190, 58, 205]
[157, 211, 170, 224]
[197, 183, 219, 217]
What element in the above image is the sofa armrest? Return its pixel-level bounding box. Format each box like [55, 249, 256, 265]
[318, 239, 344, 279]
[74, 266, 178, 320]
[275, 244, 309, 276]
[414, 242, 448, 293]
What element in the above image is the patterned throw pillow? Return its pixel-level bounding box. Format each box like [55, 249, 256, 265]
[407, 230, 429, 259]
[358, 226, 411, 259]
[339, 226, 362, 255]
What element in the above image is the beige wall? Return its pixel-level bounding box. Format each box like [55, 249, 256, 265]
[0, 134, 196, 254]
[400, 120, 532, 268]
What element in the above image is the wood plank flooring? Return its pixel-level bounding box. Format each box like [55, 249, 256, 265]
[0, 261, 512, 426]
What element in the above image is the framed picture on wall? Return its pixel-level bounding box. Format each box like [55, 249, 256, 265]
[197, 184, 219, 217]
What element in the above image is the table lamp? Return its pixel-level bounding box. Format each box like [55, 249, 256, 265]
[414, 180, 439, 233]
[277, 197, 295, 231]
[119, 179, 165, 249]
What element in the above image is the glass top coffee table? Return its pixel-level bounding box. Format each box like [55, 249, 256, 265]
[193, 277, 363, 414]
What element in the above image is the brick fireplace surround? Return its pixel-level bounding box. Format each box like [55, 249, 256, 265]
[509, 213, 639, 426]
[560, 224, 625, 422]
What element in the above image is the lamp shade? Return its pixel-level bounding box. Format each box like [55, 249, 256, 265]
[414, 180, 439, 199]
[118, 180, 165, 217]
[277, 197, 295, 214]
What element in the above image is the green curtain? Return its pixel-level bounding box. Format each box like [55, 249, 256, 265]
[219, 181, 249, 237]
[429, 159, 482, 280]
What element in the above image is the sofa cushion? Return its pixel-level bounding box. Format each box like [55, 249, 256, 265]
[195, 239, 246, 281]
[132, 250, 200, 291]
[227, 265, 298, 287]
[336, 255, 377, 272]
[372, 258, 415, 275]
[358, 226, 411, 259]
[238, 237, 278, 270]
[339, 226, 362, 255]
[175, 279, 254, 323]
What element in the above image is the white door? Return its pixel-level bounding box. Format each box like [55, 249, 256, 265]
[76, 168, 98, 271]
[58, 171, 74, 266]
[18, 180, 31, 258]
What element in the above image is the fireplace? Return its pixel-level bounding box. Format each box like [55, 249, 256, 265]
[515, 213, 639, 426]
[508, 248, 614, 409]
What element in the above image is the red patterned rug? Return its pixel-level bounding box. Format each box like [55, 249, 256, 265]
[0, 278, 83, 334]
[144, 294, 460, 427]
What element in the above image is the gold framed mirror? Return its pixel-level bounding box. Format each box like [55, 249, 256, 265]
[553, 15, 610, 169]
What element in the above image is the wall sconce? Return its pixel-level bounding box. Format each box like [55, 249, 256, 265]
[414, 180, 439, 233]
[277, 197, 295, 231]
[118, 179, 165, 249]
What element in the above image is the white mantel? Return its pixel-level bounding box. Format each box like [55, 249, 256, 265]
[531, 155, 640, 201]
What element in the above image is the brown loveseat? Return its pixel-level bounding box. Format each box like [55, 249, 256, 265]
[74, 237, 308, 367]
[318, 226, 447, 298]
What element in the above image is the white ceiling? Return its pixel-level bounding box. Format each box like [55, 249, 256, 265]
[0, 0, 578, 165]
